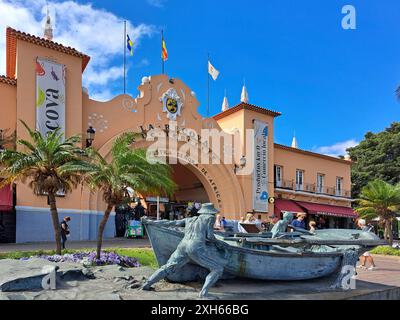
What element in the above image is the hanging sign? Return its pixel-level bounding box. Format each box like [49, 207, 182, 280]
[36, 58, 66, 140]
[253, 119, 269, 212]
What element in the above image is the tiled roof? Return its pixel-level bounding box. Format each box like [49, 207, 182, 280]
[274, 143, 353, 164]
[6, 27, 90, 77]
[213, 102, 281, 120]
[0, 75, 16, 86]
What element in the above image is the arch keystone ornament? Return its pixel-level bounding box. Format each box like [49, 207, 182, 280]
[161, 88, 183, 120]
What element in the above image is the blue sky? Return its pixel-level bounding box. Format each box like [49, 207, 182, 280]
[1, 0, 399, 156]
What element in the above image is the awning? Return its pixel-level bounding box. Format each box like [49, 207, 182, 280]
[274, 199, 306, 217]
[0, 184, 13, 211]
[295, 201, 357, 218]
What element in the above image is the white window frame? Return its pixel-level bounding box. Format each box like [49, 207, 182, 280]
[336, 177, 343, 196]
[296, 169, 304, 191]
[317, 173, 325, 193]
[275, 165, 283, 187]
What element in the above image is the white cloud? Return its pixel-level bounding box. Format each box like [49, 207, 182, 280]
[134, 58, 150, 68]
[147, 0, 166, 8]
[0, 0, 156, 98]
[313, 139, 359, 157]
[84, 66, 124, 86]
[90, 89, 115, 102]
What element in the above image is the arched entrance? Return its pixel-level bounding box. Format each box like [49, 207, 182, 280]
[171, 163, 210, 204]
[82, 134, 246, 220]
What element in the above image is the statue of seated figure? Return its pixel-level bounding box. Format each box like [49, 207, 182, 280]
[141, 203, 229, 298]
[271, 212, 294, 238]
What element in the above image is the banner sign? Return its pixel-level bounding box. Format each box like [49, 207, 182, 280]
[36, 58, 66, 140]
[253, 120, 269, 212]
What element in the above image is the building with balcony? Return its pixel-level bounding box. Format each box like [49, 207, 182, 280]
[273, 144, 356, 229]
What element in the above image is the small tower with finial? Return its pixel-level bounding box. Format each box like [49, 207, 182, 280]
[44, 4, 53, 41]
[222, 90, 229, 112]
[240, 80, 249, 103]
[291, 131, 298, 149]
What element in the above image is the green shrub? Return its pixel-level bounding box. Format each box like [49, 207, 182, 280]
[370, 246, 400, 256]
[108, 248, 158, 268]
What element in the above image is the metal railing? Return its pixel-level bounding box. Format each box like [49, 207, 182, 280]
[275, 180, 351, 198]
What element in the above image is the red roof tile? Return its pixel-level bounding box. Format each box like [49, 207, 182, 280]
[274, 143, 353, 164]
[213, 102, 281, 120]
[6, 27, 90, 77]
[0, 75, 16, 86]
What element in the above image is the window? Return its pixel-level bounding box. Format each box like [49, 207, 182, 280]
[275, 165, 283, 187]
[317, 173, 325, 193]
[336, 177, 343, 196]
[296, 169, 304, 190]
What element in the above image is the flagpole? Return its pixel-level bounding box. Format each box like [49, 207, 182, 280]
[162, 30, 165, 75]
[207, 53, 210, 118]
[123, 20, 126, 94]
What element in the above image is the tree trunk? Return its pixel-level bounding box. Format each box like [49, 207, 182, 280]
[385, 219, 393, 246]
[48, 192, 62, 254]
[96, 204, 114, 259]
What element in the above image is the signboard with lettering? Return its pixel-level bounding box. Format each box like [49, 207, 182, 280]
[36, 58, 66, 140]
[146, 197, 170, 203]
[253, 120, 269, 212]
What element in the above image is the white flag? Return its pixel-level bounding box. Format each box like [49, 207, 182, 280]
[208, 61, 220, 81]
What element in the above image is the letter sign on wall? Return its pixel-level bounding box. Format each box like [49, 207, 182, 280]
[36, 58, 66, 140]
[253, 120, 269, 212]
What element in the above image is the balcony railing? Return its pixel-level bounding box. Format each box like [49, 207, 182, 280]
[275, 180, 351, 198]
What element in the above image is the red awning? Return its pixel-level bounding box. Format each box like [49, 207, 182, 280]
[274, 199, 306, 217]
[295, 201, 357, 218]
[0, 184, 13, 211]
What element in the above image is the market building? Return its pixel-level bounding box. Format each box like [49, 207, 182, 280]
[0, 25, 357, 243]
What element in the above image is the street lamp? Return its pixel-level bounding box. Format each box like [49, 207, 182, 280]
[234, 155, 247, 174]
[86, 126, 96, 148]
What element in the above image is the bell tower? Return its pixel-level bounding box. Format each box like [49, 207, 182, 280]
[44, 5, 53, 41]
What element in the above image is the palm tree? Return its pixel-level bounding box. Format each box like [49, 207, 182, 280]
[0, 121, 85, 254]
[62, 132, 176, 259]
[355, 180, 400, 245]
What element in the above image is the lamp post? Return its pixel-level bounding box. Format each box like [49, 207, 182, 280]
[234, 155, 247, 174]
[86, 126, 96, 148]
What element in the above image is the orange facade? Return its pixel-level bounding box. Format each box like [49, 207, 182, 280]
[0, 28, 355, 242]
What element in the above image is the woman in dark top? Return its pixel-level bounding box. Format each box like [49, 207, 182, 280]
[291, 213, 306, 230]
[60, 216, 71, 249]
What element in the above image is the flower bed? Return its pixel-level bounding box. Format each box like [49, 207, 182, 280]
[23, 251, 141, 268]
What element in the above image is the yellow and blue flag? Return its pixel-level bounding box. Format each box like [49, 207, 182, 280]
[127, 34, 133, 56]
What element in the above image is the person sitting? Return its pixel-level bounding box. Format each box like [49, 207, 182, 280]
[357, 219, 377, 270]
[214, 214, 225, 231]
[309, 220, 317, 234]
[291, 213, 307, 230]
[221, 217, 228, 229]
[237, 216, 246, 233]
[238, 213, 262, 233]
